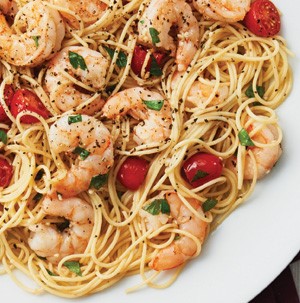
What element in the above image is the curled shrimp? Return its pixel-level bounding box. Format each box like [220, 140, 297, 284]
[44, 46, 109, 113]
[243, 120, 282, 180]
[28, 196, 94, 263]
[102, 87, 172, 145]
[0, 0, 65, 67]
[52, 0, 107, 29]
[172, 72, 229, 108]
[48, 114, 114, 197]
[140, 192, 208, 271]
[138, 0, 200, 72]
[0, 0, 18, 18]
[193, 0, 251, 23]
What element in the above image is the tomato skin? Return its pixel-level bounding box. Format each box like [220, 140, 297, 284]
[243, 0, 280, 37]
[10, 89, 50, 124]
[0, 85, 14, 123]
[0, 158, 13, 188]
[131, 45, 166, 76]
[117, 156, 149, 190]
[181, 152, 223, 188]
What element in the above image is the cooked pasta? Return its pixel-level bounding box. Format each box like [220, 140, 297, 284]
[0, 0, 292, 298]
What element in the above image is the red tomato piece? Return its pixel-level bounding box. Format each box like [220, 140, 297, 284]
[117, 156, 149, 190]
[243, 0, 280, 37]
[131, 45, 166, 76]
[10, 89, 50, 124]
[0, 85, 14, 123]
[0, 158, 13, 188]
[181, 152, 223, 188]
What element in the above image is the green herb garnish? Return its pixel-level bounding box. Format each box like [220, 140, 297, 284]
[46, 269, 57, 276]
[143, 198, 170, 215]
[245, 85, 265, 99]
[202, 198, 218, 212]
[72, 146, 90, 160]
[149, 27, 160, 45]
[149, 55, 163, 76]
[192, 170, 209, 182]
[238, 128, 255, 147]
[63, 261, 82, 276]
[89, 173, 109, 189]
[68, 114, 82, 124]
[143, 99, 164, 111]
[0, 129, 8, 144]
[104, 46, 127, 68]
[32, 36, 40, 48]
[69, 51, 88, 70]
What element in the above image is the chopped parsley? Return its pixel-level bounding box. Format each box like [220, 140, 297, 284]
[143, 99, 164, 111]
[202, 198, 218, 212]
[149, 27, 160, 45]
[32, 36, 40, 48]
[245, 85, 265, 99]
[63, 261, 82, 276]
[68, 114, 82, 124]
[238, 128, 255, 147]
[192, 170, 209, 182]
[149, 55, 163, 76]
[104, 46, 127, 68]
[0, 129, 8, 144]
[69, 51, 88, 71]
[89, 173, 109, 190]
[143, 198, 170, 215]
[72, 146, 90, 160]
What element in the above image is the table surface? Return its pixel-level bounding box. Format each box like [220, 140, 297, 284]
[251, 251, 300, 302]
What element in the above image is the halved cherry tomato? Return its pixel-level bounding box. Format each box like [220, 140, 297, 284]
[131, 45, 166, 76]
[243, 0, 281, 37]
[0, 158, 13, 188]
[10, 89, 50, 124]
[117, 156, 149, 190]
[181, 152, 223, 188]
[0, 85, 14, 123]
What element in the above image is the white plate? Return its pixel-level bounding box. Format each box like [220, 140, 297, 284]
[1, 1, 300, 302]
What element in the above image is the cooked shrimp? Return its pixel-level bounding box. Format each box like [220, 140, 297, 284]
[0, 0, 65, 67]
[28, 196, 94, 263]
[172, 72, 229, 108]
[52, 0, 107, 29]
[0, 0, 18, 18]
[193, 0, 251, 23]
[138, 0, 200, 72]
[140, 192, 208, 271]
[102, 87, 172, 145]
[44, 46, 108, 113]
[48, 114, 114, 197]
[243, 121, 282, 180]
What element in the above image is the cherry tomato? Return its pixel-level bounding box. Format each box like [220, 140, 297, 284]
[0, 85, 14, 123]
[10, 89, 50, 124]
[131, 45, 166, 76]
[243, 0, 281, 37]
[181, 152, 223, 188]
[0, 158, 13, 188]
[117, 156, 149, 190]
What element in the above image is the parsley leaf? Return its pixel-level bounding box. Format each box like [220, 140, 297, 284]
[68, 114, 82, 124]
[72, 146, 90, 160]
[143, 199, 170, 215]
[202, 198, 218, 212]
[46, 269, 57, 276]
[90, 173, 109, 189]
[104, 46, 127, 68]
[238, 128, 255, 147]
[149, 27, 160, 45]
[32, 36, 40, 48]
[245, 85, 265, 99]
[69, 51, 88, 71]
[192, 170, 209, 182]
[142, 99, 164, 111]
[0, 129, 8, 144]
[63, 261, 82, 276]
[149, 55, 163, 76]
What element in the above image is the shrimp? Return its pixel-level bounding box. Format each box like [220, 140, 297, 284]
[140, 192, 208, 271]
[102, 87, 172, 145]
[52, 0, 107, 29]
[0, 0, 18, 18]
[138, 0, 200, 72]
[171, 72, 229, 108]
[193, 0, 251, 23]
[48, 114, 114, 197]
[28, 196, 94, 263]
[243, 121, 282, 180]
[44, 46, 109, 113]
[0, 0, 65, 67]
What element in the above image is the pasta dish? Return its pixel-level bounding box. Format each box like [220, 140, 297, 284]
[0, 0, 293, 297]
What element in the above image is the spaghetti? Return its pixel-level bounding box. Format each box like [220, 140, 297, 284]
[0, 0, 293, 298]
